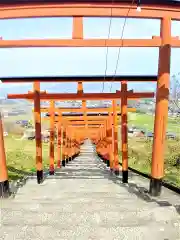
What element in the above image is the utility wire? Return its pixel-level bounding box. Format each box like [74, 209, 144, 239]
[109, 0, 136, 92]
[102, 0, 114, 93]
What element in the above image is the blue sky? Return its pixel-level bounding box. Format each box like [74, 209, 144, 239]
[0, 17, 180, 95]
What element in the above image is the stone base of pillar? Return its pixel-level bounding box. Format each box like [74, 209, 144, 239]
[114, 169, 119, 176]
[0, 180, 10, 198]
[49, 165, 55, 175]
[106, 160, 110, 167]
[149, 178, 162, 196]
[37, 170, 43, 184]
[49, 170, 55, 175]
[62, 160, 66, 167]
[122, 170, 128, 183]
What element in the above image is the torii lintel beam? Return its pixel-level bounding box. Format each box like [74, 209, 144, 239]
[1, 2, 180, 20]
[8, 92, 154, 100]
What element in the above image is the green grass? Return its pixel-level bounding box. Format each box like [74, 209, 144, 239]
[119, 137, 180, 187]
[128, 112, 180, 134]
[128, 113, 154, 130]
[119, 112, 180, 187]
[128, 113, 180, 186]
[5, 135, 58, 181]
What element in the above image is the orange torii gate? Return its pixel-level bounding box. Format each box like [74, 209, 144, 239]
[39, 82, 137, 174]
[38, 82, 108, 171]
[46, 101, 79, 173]
[30, 80, 141, 177]
[0, 0, 176, 197]
[45, 118, 107, 136]
[39, 81, 109, 171]
[0, 80, 155, 197]
[7, 84, 154, 180]
[46, 107, 82, 171]
[43, 112, 107, 168]
[40, 81, 124, 173]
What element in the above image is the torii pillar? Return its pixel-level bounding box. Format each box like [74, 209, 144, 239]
[57, 113, 62, 168]
[49, 100, 55, 175]
[62, 125, 66, 167]
[34, 82, 43, 183]
[149, 17, 171, 196]
[121, 81, 128, 183]
[77, 81, 87, 130]
[108, 112, 114, 170]
[112, 100, 119, 175]
[0, 111, 10, 197]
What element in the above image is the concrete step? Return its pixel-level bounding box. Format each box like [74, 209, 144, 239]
[2, 202, 179, 222]
[1, 201, 159, 211]
[0, 222, 179, 240]
[11, 193, 147, 202]
[0, 226, 179, 240]
[13, 191, 143, 199]
[1, 209, 179, 228]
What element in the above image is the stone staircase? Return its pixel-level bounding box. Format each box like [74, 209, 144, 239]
[1, 140, 180, 239]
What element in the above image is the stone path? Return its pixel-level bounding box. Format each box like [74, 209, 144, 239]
[1, 140, 180, 239]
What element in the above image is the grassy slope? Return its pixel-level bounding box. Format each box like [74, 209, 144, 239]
[5, 135, 57, 181]
[119, 138, 180, 187]
[119, 112, 180, 187]
[128, 112, 180, 133]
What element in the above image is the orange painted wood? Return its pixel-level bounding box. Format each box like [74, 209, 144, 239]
[0, 4, 180, 20]
[39, 107, 136, 113]
[151, 17, 171, 180]
[108, 113, 114, 169]
[49, 100, 55, 173]
[33, 82, 43, 172]
[121, 81, 128, 172]
[0, 112, 8, 182]
[72, 17, 83, 39]
[7, 92, 155, 100]
[0, 38, 162, 48]
[57, 115, 62, 168]
[112, 100, 119, 171]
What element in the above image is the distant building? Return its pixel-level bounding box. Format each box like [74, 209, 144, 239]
[2, 110, 8, 118]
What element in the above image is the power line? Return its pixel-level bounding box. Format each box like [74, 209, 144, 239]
[102, 0, 114, 93]
[109, 0, 136, 93]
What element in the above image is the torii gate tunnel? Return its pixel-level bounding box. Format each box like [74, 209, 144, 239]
[0, 0, 178, 198]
